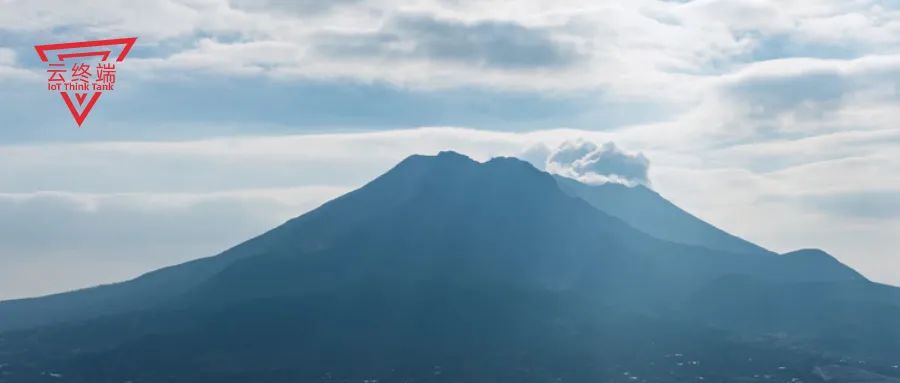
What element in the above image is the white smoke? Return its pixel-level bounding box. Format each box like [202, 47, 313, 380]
[535, 139, 651, 187]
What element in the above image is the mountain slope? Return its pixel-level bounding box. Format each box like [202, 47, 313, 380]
[0, 202, 289, 333]
[554, 175, 772, 255]
[0, 152, 896, 383]
[685, 274, 900, 363]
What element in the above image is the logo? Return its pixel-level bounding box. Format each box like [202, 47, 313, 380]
[34, 37, 137, 127]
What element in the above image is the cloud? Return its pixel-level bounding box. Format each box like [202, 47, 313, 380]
[544, 140, 651, 186]
[720, 55, 900, 109]
[0, 0, 895, 101]
[799, 190, 900, 220]
[0, 187, 345, 300]
[0, 47, 40, 82]
[698, 55, 900, 143]
[114, 0, 900, 149]
[229, 0, 361, 15]
[0, 48, 14, 65]
[314, 14, 584, 70]
[0, 127, 613, 193]
[609, 54, 900, 152]
[0, 0, 764, 94]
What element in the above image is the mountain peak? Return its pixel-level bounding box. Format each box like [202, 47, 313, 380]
[436, 150, 471, 159]
[485, 155, 530, 165]
[395, 151, 477, 169]
[384, 151, 556, 192]
[781, 248, 831, 257]
[778, 248, 866, 281]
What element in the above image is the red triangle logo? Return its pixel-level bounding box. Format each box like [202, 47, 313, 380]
[60, 92, 102, 127]
[34, 37, 137, 128]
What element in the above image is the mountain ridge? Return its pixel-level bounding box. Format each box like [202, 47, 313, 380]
[0, 151, 896, 382]
[0, 152, 865, 331]
[554, 174, 772, 255]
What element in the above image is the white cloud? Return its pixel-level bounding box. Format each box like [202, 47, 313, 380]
[0, 47, 40, 82]
[0, 127, 612, 193]
[605, 53, 900, 152]
[2, 0, 896, 102]
[0, 1, 831, 95]
[0, 48, 14, 66]
[544, 140, 651, 186]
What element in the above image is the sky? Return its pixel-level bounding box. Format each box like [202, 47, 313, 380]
[1, 0, 899, 300]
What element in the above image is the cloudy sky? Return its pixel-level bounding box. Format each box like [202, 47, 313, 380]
[1, 0, 899, 300]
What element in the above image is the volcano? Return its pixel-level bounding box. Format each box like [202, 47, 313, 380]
[0, 152, 896, 383]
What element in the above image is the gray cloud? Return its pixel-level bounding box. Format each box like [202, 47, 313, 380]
[803, 190, 900, 220]
[518, 143, 552, 171]
[725, 72, 847, 117]
[545, 140, 651, 186]
[229, 0, 361, 15]
[315, 14, 583, 70]
[718, 56, 900, 126]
